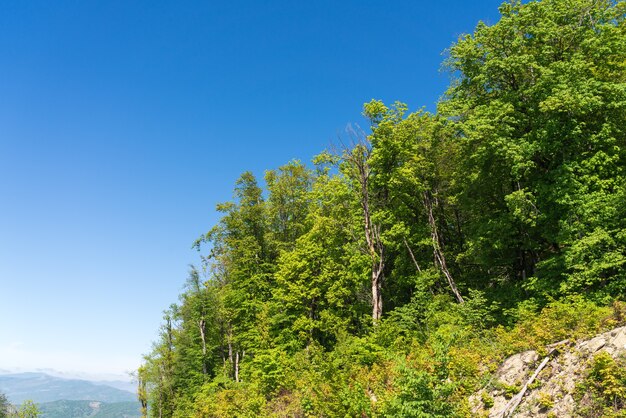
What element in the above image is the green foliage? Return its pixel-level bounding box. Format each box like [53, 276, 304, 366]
[442, 0, 626, 304]
[138, 0, 626, 416]
[496, 296, 614, 355]
[537, 391, 554, 410]
[481, 392, 494, 409]
[382, 355, 459, 417]
[14, 401, 40, 418]
[492, 381, 521, 400]
[0, 393, 8, 418]
[244, 348, 291, 396]
[193, 381, 266, 418]
[576, 352, 626, 417]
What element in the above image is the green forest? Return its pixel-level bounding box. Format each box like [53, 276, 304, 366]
[137, 0, 626, 416]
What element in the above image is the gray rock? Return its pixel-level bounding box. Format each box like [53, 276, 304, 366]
[470, 325, 626, 417]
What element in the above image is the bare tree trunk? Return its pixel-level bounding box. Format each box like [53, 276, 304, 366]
[364, 193, 385, 321]
[227, 326, 234, 379]
[424, 191, 464, 304]
[198, 319, 207, 375]
[235, 351, 240, 383]
[340, 136, 386, 322]
[356, 145, 386, 322]
[371, 266, 383, 321]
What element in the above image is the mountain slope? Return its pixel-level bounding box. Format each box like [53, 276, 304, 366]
[0, 373, 136, 404]
[37, 400, 141, 418]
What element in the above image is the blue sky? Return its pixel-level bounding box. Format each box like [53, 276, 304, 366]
[0, 0, 503, 379]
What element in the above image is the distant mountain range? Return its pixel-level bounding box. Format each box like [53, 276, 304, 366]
[0, 368, 136, 393]
[0, 372, 136, 404]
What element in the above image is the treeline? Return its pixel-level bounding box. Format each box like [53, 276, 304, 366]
[138, 0, 626, 416]
[0, 396, 40, 418]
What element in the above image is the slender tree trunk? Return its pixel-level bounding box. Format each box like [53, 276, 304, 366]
[358, 149, 385, 322]
[370, 236, 384, 321]
[404, 238, 422, 273]
[342, 140, 386, 322]
[235, 351, 240, 383]
[365, 210, 385, 321]
[198, 318, 207, 375]
[372, 270, 383, 320]
[424, 191, 464, 304]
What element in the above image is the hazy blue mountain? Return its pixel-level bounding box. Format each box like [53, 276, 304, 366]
[20, 369, 136, 393]
[91, 380, 136, 393]
[0, 368, 137, 393]
[37, 400, 141, 418]
[0, 372, 136, 404]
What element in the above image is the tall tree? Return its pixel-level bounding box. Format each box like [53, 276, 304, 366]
[272, 159, 369, 348]
[265, 160, 314, 252]
[365, 100, 466, 303]
[441, 0, 626, 299]
[339, 129, 389, 322]
[194, 172, 273, 381]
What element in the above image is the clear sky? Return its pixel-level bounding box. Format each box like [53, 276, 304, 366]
[0, 0, 503, 380]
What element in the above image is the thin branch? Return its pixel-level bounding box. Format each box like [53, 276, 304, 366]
[403, 238, 422, 273]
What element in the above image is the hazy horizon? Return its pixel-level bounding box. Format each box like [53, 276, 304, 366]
[0, 367, 132, 383]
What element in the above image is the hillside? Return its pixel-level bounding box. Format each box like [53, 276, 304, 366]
[0, 373, 136, 404]
[136, 0, 626, 416]
[37, 400, 140, 418]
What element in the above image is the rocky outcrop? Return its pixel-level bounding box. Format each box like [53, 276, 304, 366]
[470, 326, 626, 417]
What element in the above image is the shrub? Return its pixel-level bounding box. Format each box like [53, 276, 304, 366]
[576, 352, 626, 417]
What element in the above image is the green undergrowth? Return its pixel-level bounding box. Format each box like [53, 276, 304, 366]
[183, 298, 625, 417]
[576, 351, 626, 417]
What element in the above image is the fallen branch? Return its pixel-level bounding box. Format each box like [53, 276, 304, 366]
[498, 347, 557, 418]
